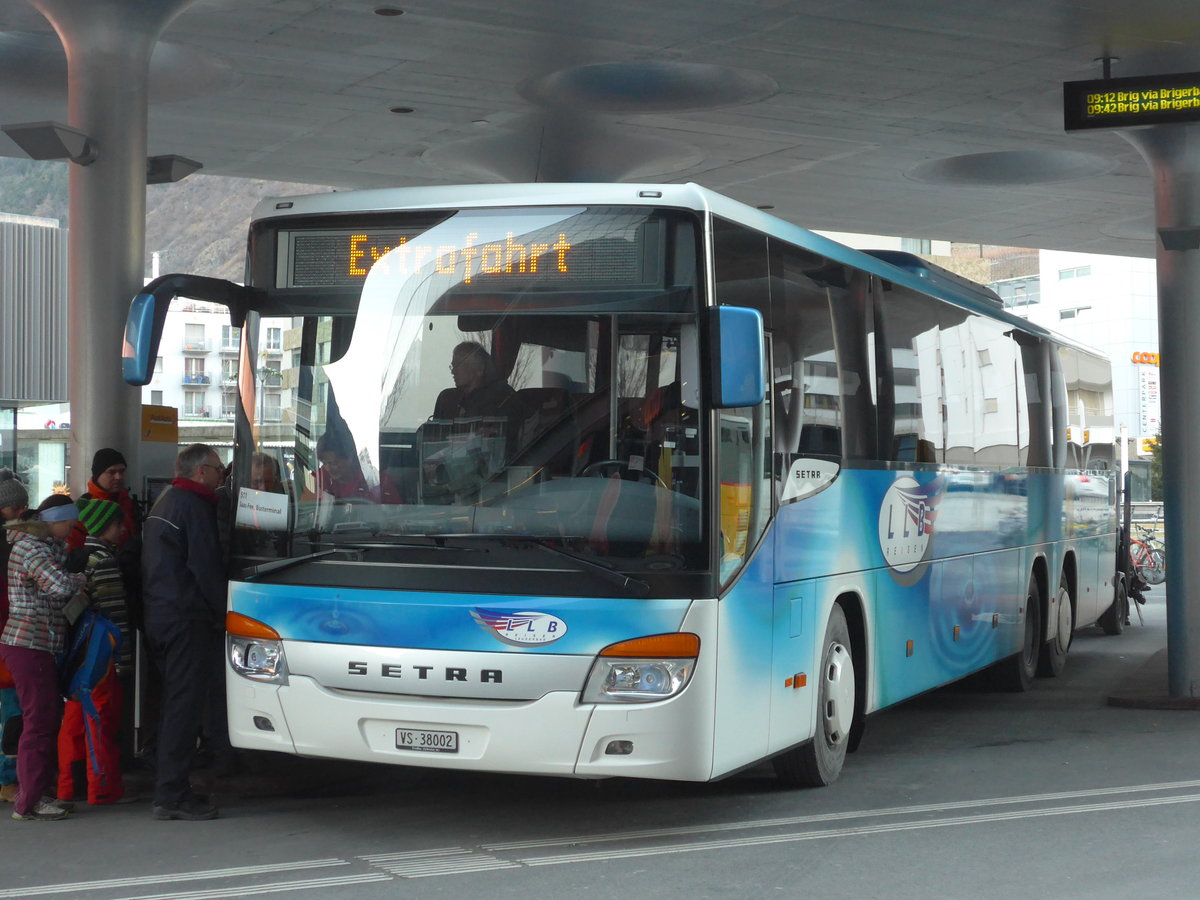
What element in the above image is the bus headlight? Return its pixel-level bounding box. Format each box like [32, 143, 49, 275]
[582, 633, 699, 704]
[229, 636, 288, 684]
[226, 612, 289, 685]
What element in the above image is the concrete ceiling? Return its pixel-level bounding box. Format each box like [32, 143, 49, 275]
[2, 0, 1199, 257]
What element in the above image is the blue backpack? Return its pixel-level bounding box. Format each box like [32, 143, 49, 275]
[59, 608, 122, 776]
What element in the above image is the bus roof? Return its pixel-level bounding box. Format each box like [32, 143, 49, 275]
[252, 182, 1105, 360]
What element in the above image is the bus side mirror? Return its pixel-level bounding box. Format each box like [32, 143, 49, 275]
[707, 305, 765, 409]
[122, 274, 259, 386]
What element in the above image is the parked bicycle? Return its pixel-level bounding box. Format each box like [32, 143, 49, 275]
[1129, 518, 1166, 586]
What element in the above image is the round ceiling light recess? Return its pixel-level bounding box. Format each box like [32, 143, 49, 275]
[908, 150, 1114, 186]
[519, 61, 777, 113]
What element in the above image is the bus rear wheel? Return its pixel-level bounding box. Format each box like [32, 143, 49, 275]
[994, 573, 1041, 692]
[1098, 578, 1128, 636]
[1037, 574, 1072, 677]
[774, 605, 855, 787]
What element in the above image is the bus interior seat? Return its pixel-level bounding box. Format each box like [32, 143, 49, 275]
[515, 387, 576, 475]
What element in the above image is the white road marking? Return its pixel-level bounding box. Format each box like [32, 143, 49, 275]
[484, 778, 1200, 851]
[0, 860, 349, 898]
[516, 792, 1200, 866]
[361, 848, 521, 878]
[117, 874, 392, 900]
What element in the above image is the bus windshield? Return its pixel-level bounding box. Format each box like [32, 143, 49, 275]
[230, 205, 707, 586]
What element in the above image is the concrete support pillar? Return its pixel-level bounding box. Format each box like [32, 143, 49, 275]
[27, 0, 200, 494]
[1123, 124, 1200, 698]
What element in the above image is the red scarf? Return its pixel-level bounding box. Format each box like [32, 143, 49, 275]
[171, 477, 219, 505]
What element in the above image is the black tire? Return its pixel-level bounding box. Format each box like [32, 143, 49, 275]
[774, 604, 855, 787]
[1099, 578, 1128, 636]
[994, 573, 1041, 692]
[1037, 574, 1072, 678]
[1141, 546, 1166, 585]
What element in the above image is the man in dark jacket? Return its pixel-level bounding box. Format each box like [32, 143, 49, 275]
[141, 443, 226, 821]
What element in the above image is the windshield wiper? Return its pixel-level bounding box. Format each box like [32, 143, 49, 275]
[429, 533, 650, 597]
[245, 548, 347, 580]
[528, 539, 651, 598]
[245, 539, 461, 581]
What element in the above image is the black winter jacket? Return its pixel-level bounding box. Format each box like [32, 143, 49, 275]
[141, 484, 225, 629]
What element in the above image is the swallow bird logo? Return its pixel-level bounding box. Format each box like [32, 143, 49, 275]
[878, 475, 943, 578]
[470, 608, 568, 646]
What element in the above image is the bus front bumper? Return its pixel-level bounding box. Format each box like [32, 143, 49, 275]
[226, 671, 715, 781]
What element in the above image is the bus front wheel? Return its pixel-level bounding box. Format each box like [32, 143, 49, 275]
[774, 604, 855, 787]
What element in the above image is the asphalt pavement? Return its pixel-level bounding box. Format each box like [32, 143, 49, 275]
[1, 581, 1196, 900]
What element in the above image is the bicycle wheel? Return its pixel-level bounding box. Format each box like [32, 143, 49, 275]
[1131, 540, 1166, 585]
[1142, 545, 1167, 585]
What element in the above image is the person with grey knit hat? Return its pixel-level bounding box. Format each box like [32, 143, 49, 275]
[2, 494, 86, 820]
[0, 469, 28, 519]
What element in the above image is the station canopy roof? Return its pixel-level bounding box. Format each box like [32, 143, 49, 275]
[0, 0, 1195, 258]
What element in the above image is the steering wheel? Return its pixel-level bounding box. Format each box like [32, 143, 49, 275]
[580, 459, 667, 488]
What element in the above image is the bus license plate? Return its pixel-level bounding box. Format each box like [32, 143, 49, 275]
[395, 728, 458, 753]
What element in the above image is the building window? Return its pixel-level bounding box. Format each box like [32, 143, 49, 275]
[990, 276, 1041, 309]
[1058, 265, 1091, 280]
[263, 392, 282, 422]
[221, 324, 240, 350]
[901, 237, 931, 254]
[184, 392, 205, 416]
[222, 390, 238, 417]
[150, 390, 163, 406]
[184, 323, 205, 351]
[154, 356, 164, 374]
[1060, 306, 1092, 320]
[266, 327, 282, 351]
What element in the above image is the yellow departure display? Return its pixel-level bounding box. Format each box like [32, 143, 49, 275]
[282, 226, 649, 289]
[1064, 71, 1200, 131]
[348, 232, 572, 283]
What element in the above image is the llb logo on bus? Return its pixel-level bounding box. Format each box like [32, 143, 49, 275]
[471, 608, 568, 646]
[877, 476, 941, 583]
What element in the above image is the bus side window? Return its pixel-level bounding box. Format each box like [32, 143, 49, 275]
[768, 239, 843, 504]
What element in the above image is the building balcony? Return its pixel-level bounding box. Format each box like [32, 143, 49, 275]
[182, 374, 211, 386]
[219, 343, 240, 354]
[182, 339, 210, 353]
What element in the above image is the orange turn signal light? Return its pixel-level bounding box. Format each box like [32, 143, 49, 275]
[599, 633, 700, 658]
[226, 612, 281, 640]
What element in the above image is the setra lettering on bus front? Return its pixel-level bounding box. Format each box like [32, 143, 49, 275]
[348, 661, 503, 682]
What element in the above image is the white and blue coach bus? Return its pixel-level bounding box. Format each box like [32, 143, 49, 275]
[123, 183, 1124, 786]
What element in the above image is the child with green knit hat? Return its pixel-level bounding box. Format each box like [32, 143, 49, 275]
[55, 497, 133, 805]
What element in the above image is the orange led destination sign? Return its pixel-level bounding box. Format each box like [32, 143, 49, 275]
[285, 224, 650, 290]
[348, 231, 571, 283]
[284, 228, 605, 289]
[1064, 71, 1200, 131]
